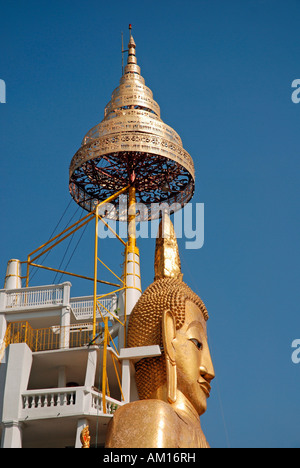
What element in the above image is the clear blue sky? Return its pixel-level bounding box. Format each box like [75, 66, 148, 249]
[1, 0, 300, 448]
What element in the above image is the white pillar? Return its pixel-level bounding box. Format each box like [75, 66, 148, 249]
[1, 421, 23, 448]
[60, 282, 72, 349]
[60, 307, 71, 349]
[125, 248, 142, 317]
[121, 359, 131, 403]
[4, 259, 22, 290]
[1, 343, 32, 448]
[58, 366, 66, 388]
[0, 291, 7, 311]
[121, 358, 140, 403]
[84, 348, 98, 387]
[118, 246, 142, 350]
[62, 281, 72, 306]
[116, 242, 143, 353]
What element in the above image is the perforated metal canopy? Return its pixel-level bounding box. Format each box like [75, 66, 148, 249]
[69, 33, 195, 221]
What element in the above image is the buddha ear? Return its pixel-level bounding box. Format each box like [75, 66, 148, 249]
[162, 309, 177, 404]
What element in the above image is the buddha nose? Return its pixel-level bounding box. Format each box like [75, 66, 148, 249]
[200, 365, 215, 383]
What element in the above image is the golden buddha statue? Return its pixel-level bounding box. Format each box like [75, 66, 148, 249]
[105, 215, 215, 448]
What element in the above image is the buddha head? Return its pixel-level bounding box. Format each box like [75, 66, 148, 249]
[127, 215, 215, 416]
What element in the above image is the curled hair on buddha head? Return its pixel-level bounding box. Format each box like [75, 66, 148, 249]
[127, 277, 208, 399]
[127, 215, 208, 400]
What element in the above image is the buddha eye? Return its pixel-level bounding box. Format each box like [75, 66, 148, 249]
[189, 338, 203, 350]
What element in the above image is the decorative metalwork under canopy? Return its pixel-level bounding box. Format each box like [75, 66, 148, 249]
[69, 29, 195, 221]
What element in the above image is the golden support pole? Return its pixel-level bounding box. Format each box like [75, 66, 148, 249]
[102, 316, 109, 414]
[95, 185, 130, 211]
[92, 204, 99, 341]
[26, 256, 30, 288]
[127, 185, 137, 253]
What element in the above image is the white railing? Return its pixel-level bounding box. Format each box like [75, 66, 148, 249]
[70, 294, 118, 320]
[90, 389, 120, 415]
[21, 387, 122, 419]
[1, 285, 118, 323]
[22, 388, 76, 410]
[5, 284, 64, 310]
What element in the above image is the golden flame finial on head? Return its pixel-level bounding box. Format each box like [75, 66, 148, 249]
[154, 214, 183, 282]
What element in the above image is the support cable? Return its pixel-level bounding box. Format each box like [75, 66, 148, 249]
[53, 208, 84, 283]
[56, 220, 89, 284]
[26, 199, 76, 285]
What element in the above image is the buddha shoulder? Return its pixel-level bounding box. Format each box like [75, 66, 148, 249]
[105, 399, 181, 448]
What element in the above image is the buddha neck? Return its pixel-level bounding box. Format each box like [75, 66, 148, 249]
[149, 384, 210, 448]
[150, 384, 201, 426]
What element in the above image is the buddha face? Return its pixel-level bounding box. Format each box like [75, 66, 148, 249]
[172, 301, 215, 415]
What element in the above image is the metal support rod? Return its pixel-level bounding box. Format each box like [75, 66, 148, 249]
[30, 217, 93, 264]
[28, 263, 120, 288]
[128, 185, 136, 252]
[93, 204, 99, 341]
[29, 212, 94, 259]
[92, 185, 130, 341]
[92, 185, 130, 340]
[26, 256, 30, 288]
[97, 258, 125, 285]
[25, 185, 130, 288]
[98, 217, 126, 246]
[102, 317, 109, 414]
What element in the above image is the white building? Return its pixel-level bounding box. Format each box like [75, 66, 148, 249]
[0, 259, 160, 448]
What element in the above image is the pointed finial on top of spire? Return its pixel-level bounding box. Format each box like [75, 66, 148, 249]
[122, 24, 141, 76]
[126, 24, 137, 68]
[154, 214, 183, 281]
[128, 25, 136, 49]
[128, 24, 135, 46]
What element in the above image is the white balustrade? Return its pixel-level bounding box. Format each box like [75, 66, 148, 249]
[21, 387, 122, 420]
[70, 294, 118, 320]
[5, 284, 64, 310]
[22, 388, 77, 410]
[1, 284, 118, 324]
[90, 389, 121, 415]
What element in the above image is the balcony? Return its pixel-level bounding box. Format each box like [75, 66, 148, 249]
[70, 294, 118, 321]
[1, 283, 118, 321]
[3, 321, 105, 352]
[21, 386, 123, 421]
[3, 284, 65, 311]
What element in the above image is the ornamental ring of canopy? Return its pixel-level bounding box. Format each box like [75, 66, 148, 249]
[69, 131, 195, 222]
